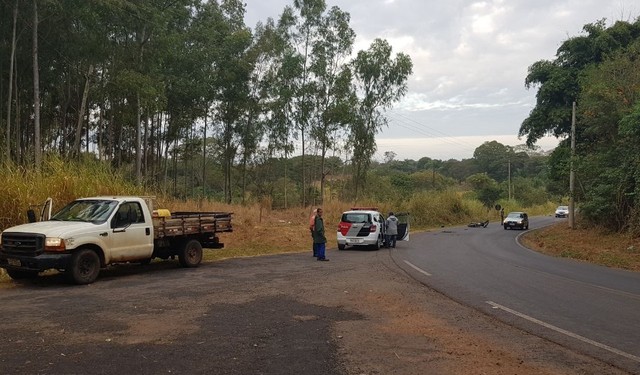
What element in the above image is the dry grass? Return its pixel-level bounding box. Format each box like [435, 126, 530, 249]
[521, 223, 640, 271]
[172, 199, 367, 262]
[3, 200, 639, 283]
[0, 157, 144, 229]
[2, 159, 637, 283]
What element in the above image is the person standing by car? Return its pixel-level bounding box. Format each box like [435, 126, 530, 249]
[312, 208, 329, 261]
[385, 212, 399, 248]
[309, 208, 318, 257]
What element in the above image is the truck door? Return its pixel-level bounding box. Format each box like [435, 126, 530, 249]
[396, 212, 410, 241]
[108, 201, 154, 262]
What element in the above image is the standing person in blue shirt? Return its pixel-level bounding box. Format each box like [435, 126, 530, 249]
[385, 212, 399, 248]
[312, 208, 329, 261]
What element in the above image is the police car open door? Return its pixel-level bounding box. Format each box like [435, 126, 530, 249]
[396, 212, 410, 241]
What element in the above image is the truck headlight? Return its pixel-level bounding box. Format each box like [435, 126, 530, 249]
[45, 237, 66, 252]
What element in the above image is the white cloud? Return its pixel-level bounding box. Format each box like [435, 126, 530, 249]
[243, 0, 639, 160]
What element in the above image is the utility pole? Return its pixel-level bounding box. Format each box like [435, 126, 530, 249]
[569, 102, 576, 229]
[508, 159, 511, 200]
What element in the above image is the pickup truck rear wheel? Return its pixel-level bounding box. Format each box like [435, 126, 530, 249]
[7, 269, 39, 280]
[179, 240, 203, 268]
[66, 248, 101, 285]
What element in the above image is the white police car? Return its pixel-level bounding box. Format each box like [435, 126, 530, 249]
[337, 207, 386, 250]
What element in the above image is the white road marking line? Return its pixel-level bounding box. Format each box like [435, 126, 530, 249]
[403, 261, 432, 276]
[486, 301, 640, 363]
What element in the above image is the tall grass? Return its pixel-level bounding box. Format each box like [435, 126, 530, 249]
[0, 156, 144, 229]
[0, 164, 562, 283]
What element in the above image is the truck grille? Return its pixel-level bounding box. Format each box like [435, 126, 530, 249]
[1, 233, 45, 256]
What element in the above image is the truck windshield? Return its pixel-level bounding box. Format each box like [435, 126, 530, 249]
[51, 200, 118, 224]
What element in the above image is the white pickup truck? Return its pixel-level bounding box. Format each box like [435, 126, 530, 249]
[0, 196, 232, 284]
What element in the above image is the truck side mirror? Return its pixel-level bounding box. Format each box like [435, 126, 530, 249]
[27, 209, 37, 223]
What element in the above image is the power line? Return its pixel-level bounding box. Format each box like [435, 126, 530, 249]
[385, 110, 479, 154]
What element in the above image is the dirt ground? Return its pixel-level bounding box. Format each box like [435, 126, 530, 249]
[0, 246, 632, 375]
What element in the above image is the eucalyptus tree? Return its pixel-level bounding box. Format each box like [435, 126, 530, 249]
[3, 0, 18, 164]
[350, 38, 412, 200]
[287, 0, 326, 206]
[29, 0, 109, 160]
[260, 13, 302, 208]
[235, 20, 280, 203]
[207, 0, 253, 203]
[70, 1, 175, 170]
[175, 0, 229, 195]
[32, 0, 41, 169]
[116, 1, 196, 184]
[308, 6, 355, 203]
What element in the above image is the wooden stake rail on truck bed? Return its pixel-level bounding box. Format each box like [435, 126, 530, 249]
[154, 212, 233, 239]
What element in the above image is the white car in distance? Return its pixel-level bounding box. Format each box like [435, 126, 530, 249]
[555, 205, 569, 218]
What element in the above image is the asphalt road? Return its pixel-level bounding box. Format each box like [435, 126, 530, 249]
[393, 216, 640, 373]
[0, 218, 637, 375]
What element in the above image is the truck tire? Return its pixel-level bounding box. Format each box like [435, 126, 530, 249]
[179, 239, 203, 268]
[66, 248, 101, 285]
[7, 269, 39, 280]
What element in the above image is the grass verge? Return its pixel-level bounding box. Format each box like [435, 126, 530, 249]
[521, 223, 640, 271]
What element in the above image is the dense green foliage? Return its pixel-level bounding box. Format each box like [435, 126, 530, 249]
[0, 154, 555, 234]
[5, 1, 638, 227]
[521, 18, 640, 235]
[0, 0, 410, 207]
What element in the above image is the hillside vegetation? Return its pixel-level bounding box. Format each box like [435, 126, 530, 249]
[4, 159, 638, 284]
[0, 158, 559, 282]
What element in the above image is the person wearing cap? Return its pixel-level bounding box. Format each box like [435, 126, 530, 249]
[385, 212, 398, 248]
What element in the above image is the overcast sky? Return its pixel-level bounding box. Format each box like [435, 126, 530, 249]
[244, 0, 639, 161]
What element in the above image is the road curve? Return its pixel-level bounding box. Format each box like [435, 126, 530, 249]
[393, 216, 640, 374]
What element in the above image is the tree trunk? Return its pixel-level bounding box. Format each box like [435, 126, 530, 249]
[108, 111, 114, 161]
[5, 0, 18, 164]
[98, 104, 103, 160]
[14, 79, 21, 164]
[143, 114, 149, 180]
[172, 142, 177, 197]
[32, 0, 41, 169]
[136, 91, 142, 185]
[202, 113, 207, 198]
[74, 64, 92, 158]
[320, 144, 327, 204]
[284, 150, 289, 209]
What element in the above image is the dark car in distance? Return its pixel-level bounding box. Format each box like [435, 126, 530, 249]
[503, 211, 529, 230]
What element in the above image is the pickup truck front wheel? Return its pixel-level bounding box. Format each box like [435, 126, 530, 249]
[179, 240, 203, 268]
[66, 248, 101, 285]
